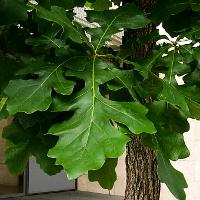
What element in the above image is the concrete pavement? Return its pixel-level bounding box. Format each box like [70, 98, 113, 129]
[1, 191, 123, 200]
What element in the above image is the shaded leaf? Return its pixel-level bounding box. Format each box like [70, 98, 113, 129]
[88, 158, 117, 190]
[51, 0, 86, 9]
[158, 82, 190, 115]
[150, 0, 189, 23]
[29, 4, 84, 44]
[2, 118, 62, 175]
[191, 0, 200, 11]
[157, 50, 190, 115]
[89, 0, 111, 11]
[145, 101, 190, 161]
[4, 64, 75, 114]
[86, 3, 150, 50]
[0, 0, 28, 25]
[26, 24, 66, 50]
[0, 53, 21, 93]
[186, 98, 200, 120]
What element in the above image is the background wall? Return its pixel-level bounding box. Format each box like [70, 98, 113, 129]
[78, 119, 200, 200]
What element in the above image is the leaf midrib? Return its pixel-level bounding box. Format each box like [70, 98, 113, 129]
[94, 15, 119, 52]
[84, 55, 97, 148]
[42, 35, 62, 48]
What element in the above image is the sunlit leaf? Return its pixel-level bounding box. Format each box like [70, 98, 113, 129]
[48, 57, 156, 179]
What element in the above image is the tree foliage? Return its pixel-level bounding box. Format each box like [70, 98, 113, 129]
[0, 0, 200, 199]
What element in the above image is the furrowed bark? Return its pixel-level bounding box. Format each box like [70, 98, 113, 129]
[123, 0, 161, 200]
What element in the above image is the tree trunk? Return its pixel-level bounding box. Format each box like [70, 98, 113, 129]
[123, 0, 161, 200]
[125, 136, 160, 200]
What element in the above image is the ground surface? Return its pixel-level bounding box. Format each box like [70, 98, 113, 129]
[1, 191, 123, 200]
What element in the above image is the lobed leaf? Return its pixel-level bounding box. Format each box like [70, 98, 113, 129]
[150, 0, 189, 23]
[2, 116, 62, 176]
[145, 101, 190, 160]
[48, 56, 156, 179]
[0, 0, 28, 25]
[4, 64, 75, 115]
[86, 3, 150, 51]
[143, 101, 189, 200]
[29, 4, 84, 44]
[156, 142, 187, 200]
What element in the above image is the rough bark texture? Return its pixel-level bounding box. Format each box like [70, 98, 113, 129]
[123, 0, 161, 200]
[125, 136, 160, 200]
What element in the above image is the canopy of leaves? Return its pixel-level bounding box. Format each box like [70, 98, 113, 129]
[1, 1, 200, 200]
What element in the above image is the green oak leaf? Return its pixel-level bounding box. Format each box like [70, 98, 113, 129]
[86, 3, 150, 50]
[186, 98, 200, 120]
[155, 140, 187, 200]
[142, 46, 170, 73]
[143, 100, 189, 199]
[139, 73, 163, 99]
[158, 82, 190, 115]
[191, 0, 200, 11]
[38, 0, 86, 9]
[150, 0, 189, 23]
[152, 131, 190, 161]
[143, 135, 188, 200]
[88, 0, 112, 11]
[0, 52, 21, 93]
[88, 158, 117, 190]
[4, 64, 75, 115]
[0, 109, 9, 120]
[107, 79, 124, 91]
[0, 97, 7, 111]
[0, 0, 28, 25]
[157, 47, 200, 120]
[2, 117, 62, 176]
[28, 4, 84, 44]
[184, 21, 200, 40]
[144, 101, 190, 160]
[178, 85, 200, 119]
[184, 67, 200, 86]
[4, 142, 30, 175]
[112, 0, 121, 5]
[26, 24, 66, 50]
[51, 0, 86, 9]
[26, 36, 65, 49]
[0, 99, 9, 121]
[157, 50, 190, 115]
[48, 56, 156, 179]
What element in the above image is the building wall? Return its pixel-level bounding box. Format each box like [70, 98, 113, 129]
[78, 119, 200, 200]
[0, 119, 18, 186]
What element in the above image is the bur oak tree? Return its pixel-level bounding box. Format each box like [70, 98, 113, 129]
[0, 0, 200, 200]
